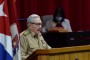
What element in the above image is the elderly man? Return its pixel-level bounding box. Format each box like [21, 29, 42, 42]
[20, 14, 51, 60]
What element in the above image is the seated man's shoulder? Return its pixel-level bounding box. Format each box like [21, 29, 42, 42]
[20, 30, 30, 36]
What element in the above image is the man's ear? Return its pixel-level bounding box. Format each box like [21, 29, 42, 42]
[27, 22, 31, 27]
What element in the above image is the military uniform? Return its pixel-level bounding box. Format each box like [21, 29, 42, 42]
[20, 28, 51, 60]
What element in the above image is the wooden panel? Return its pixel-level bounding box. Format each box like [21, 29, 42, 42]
[78, 52, 84, 60]
[49, 55, 55, 60]
[83, 52, 89, 60]
[88, 52, 90, 60]
[69, 53, 79, 60]
[64, 54, 69, 60]
[37, 55, 49, 60]
[54, 55, 60, 60]
[59, 54, 65, 60]
[37, 55, 43, 60]
[27, 45, 90, 60]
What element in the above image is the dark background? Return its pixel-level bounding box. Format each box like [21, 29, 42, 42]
[16, 0, 90, 32]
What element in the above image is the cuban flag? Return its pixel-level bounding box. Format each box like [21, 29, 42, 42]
[0, 0, 21, 60]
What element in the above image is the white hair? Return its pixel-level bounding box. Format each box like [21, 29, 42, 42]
[27, 14, 40, 23]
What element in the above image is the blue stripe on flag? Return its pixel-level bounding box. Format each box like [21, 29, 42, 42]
[0, 43, 13, 60]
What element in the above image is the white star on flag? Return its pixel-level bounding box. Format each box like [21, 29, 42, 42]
[0, 2, 7, 16]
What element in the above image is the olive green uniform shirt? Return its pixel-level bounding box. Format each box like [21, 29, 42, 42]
[20, 29, 51, 60]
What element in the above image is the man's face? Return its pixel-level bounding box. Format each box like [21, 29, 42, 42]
[29, 18, 42, 35]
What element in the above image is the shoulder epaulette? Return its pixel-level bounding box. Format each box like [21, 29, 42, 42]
[22, 30, 29, 36]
